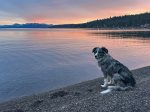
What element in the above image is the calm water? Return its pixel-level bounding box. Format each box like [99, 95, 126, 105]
[0, 29, 150, 102]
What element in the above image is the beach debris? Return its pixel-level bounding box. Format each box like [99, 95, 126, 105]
[30, 99, 44, 107]
[50, 91, 69, 99]
[87, 89, 93, 92]
[3, 109, 24, 112]
[74, 92, 81, 96]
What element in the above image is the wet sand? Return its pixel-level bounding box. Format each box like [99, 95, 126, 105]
[0, 66, 150, 112]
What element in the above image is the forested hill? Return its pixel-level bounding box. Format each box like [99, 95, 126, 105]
[50, 13, 150, 28]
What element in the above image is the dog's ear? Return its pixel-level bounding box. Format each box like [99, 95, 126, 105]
[92, 47, 98, 53]
[101, 47, 108, 53]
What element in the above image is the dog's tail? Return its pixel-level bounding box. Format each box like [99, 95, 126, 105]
[130, 76, 136, 87]
[108, 86, 133, 91]
[116, 86, 133, 91]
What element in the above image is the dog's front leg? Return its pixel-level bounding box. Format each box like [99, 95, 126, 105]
[107, 76, 114, 84]
[108, 78, 114, 84]
[101, 78, 108, 87]
[107, 76, 112, 84]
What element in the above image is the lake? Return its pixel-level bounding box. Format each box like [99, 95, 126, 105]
[0, 28, 150, 102]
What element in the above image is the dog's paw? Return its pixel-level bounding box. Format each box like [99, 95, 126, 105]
[100, 89, 112, 94]
[107, 82, 112, 84]
[101, 84, 107, 88]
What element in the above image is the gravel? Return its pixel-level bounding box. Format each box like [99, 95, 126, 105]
[0, 66, 150, 112]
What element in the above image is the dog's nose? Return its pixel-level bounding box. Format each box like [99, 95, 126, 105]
[95, 55, 98, 58]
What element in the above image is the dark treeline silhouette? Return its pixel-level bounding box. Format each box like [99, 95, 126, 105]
[0, 23, 53, 28]
[50, 12, 150, 28]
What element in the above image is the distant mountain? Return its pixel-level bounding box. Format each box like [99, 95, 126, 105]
[50, 12, 150, 29]
[0, 23, 53, 28]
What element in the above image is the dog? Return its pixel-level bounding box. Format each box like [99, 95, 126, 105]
[92, 47, 136, 94]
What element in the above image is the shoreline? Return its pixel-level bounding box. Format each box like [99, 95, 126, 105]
[0, 27, 150, 30]
[0, 66, 150, 112]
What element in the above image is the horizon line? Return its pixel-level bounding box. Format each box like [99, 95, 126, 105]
[0, 12, 149, 26]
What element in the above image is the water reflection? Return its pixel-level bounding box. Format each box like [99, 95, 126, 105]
[0, 29, 149, 102]
[90, 30, 150, 39]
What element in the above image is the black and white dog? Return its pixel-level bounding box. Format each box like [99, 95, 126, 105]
[92, 47, 136, 94]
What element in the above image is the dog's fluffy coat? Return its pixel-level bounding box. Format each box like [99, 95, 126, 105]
[92, 47, 136, 94]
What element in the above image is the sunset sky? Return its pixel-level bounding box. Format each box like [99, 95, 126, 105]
[0, 0, 149, 25]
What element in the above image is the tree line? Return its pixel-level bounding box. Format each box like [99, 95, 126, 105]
[51, 12, 150, 28]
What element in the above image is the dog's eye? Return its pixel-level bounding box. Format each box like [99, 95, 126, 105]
[94, 51, 97, 54]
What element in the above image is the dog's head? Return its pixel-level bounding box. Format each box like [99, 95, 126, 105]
[92, 47, 108, 60]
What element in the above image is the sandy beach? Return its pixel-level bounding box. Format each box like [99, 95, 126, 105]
[0, 66, 150, 112]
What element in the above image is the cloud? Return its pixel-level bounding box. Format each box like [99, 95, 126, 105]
[0, 0, 149, 24]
